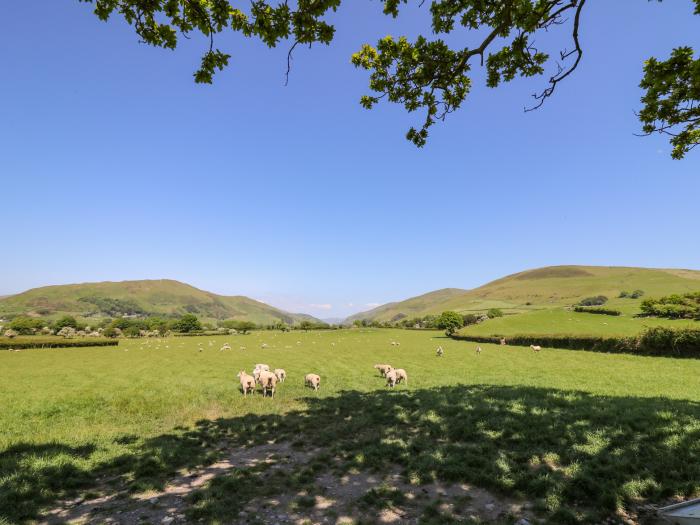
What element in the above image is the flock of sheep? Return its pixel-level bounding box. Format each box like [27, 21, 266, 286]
[373, 363, 408, 387]
[237, 363, 320, 398]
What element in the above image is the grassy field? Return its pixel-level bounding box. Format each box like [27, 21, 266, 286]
[457, 308, 698, 337]
[1, 329, 699, 524]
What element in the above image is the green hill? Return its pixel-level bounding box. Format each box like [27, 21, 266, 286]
[0, 279, 318, 325]
[347, 265, 700, 322]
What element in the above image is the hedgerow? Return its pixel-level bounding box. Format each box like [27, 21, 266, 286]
[0, 337, 119, 350]
[451, 326, 700, 358]
[573, 306, 622, 316]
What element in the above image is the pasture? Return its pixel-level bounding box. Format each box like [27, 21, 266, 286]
[1, 329, 699, 524]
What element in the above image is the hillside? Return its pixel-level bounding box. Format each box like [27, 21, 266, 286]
[0, 279, 318, 325]
[348, 265, 700, 322]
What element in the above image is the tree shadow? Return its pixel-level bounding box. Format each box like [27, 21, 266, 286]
[1, 385, 699, 523]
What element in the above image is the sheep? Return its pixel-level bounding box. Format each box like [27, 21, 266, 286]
[500, 338, 507, 346]
[237, 371, 256, 397]
[385, 368, 398, 388]
[305, 373, 321, 391]
[373, 364, 393, 377]
[258, 370, 278, 398]
[220, 343, 231, 352]
[261, 343, 269, 349]
[436, 346, 444, 357]
[253, 363, 271, 383]
[476, 346, 482, 355]
[390, 341, 400, 347]
[394, 368, 408, 385]
[274, 368, 286, 382]
[530, 345, 541, 352]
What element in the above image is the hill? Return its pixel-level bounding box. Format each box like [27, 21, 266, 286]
[347, 265, 700, 322]
[0, 279, 318, 325]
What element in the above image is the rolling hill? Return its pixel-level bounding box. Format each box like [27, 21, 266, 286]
[347, 265, 700, 322]
[0, 279, 319, 325]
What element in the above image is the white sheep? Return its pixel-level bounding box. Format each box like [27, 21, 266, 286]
[436, 346, 444, 357]
[305, 373, 321, 391]
[476, 346, 482, 355]
[237, 371, 256, 397]
[220, 343, 231, 351]
[274, 368, 286, 382]
[530, 345, 542, 352]
[253, 363, 271, 383]
[261, 343, 269, 349]
[374, 364, 393, 377]
[258, 370, 278, 398]
[500, 338, 507, 346]
[385, 368, 398, 388]
[394, 368, 408, 385]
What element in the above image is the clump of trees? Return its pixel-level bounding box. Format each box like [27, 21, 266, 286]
[487, 308, 504, 318]
[640, 292, 700, 319]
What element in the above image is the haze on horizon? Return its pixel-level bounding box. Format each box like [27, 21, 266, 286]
[1, 2, 699, 319]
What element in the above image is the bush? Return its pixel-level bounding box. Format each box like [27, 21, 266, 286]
[620, 290, 645, 299]
[578, 296, 608, 306]
[8, 316, 45, 335]
[487, 308, 504, 318]
[462, 314, 479, 326]
[53, 315, 79, 331]
[640, 292, 700, 319]
[573, 306, 622, 316]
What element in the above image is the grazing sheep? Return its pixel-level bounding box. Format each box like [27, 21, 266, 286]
[476, 346, 482, 355]
[385, 368, 398, 388]
[258, 370, 278, 397]
[394, 368, 408, 385]
[220, 343, 231, 351]
[436, 346, 444, 357]
[530, 345, 542, 352]
[274, 368, 286, 382]
[373, 364, 393, 377]
[305, 373, 321, 391]
[237, 371, 256, 397]
[261, 343, 269, 349]
[500, 338, 507, 346]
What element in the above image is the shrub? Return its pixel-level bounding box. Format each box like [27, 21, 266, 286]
[53, 315, 78, 331]
[8, 316, 44, 335]
[578, 296, 608, 306]
[462, 314, 479, 326]
[640, 292, 700, 319]
[487, 308, 504, 318]
[573, 306, 622, 316]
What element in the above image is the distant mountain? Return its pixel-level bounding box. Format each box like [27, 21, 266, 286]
[0, 279, 320, 325]
[347, 265, 700, 322]
[321, 317, 346, 325]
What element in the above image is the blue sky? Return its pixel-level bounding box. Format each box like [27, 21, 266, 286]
[1, 1, 698, 318]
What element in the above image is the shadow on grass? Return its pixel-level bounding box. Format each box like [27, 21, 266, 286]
[1, 385, 699, 523]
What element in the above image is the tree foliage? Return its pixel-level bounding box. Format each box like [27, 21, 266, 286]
[78, 0, 700, 156]
[435, 310, 464, 335]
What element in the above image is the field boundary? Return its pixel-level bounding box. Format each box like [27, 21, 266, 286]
[0, 337, 119, 350]
[450, 327, 700, 358]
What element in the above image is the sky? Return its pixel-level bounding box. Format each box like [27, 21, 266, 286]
[1, 1, 699, 319]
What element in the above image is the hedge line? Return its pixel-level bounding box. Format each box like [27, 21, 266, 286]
[451, 326, 700, 358]
[573, 306, 621, 316]
[0, 337, 119, 350]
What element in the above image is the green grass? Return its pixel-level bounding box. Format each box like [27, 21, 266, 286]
[457, 308, 698, 337]
[1, 329, 699, 524]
